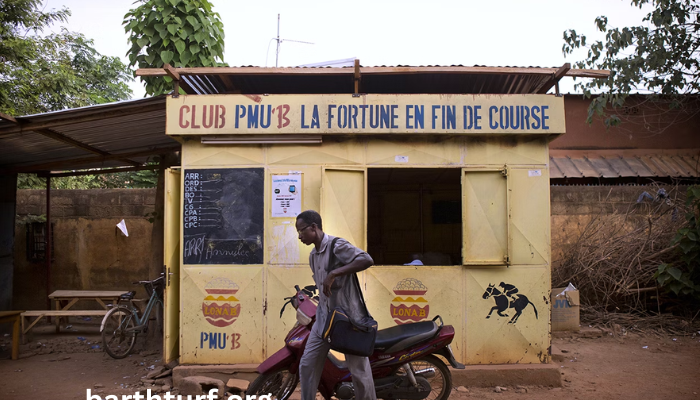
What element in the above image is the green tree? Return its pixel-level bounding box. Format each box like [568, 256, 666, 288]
[17, 168, 159, 190]
[562, 0, 700, 126]
[124, 0, 226, 96]
[0, 0, 133, 115]
[655, 186, 700, 299]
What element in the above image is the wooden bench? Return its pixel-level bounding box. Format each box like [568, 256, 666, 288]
[21, 310, 108, 342]
[0, 311, 23, 360]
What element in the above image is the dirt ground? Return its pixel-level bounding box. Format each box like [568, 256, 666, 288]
[1, 319, 699, 400]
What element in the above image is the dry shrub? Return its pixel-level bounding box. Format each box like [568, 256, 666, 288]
[553, 184, 699, 333]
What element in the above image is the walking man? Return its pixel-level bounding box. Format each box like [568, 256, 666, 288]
[295, 210, 377, 400]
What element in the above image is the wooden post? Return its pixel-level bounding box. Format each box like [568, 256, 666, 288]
[354, 59, 361, 94]
[45, 176, 51, 311]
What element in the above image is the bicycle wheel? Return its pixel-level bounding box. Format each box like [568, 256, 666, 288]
[395, 355, 452, 400]
[246, 369, 298, 400]
[101, 306, 137, 359]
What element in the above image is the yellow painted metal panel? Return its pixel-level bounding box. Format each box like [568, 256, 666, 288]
[167, 94, 565, 135]
[181, 141, 265, 166]
[266, 142, 364, 165]
[163, 168, 181, 364]
[364, 266, 465, 363]
[180, 266, 264, 364]
[321, 168, 366, 250]
[366, 138, 465, 165]
[462, 170, 508, 265]
[465, 267, 550, 364]
[266, 167, 317, 265]
[266, 266, 316, 353]
[466, 138, 549, 165]
[508, 168, 551, 265]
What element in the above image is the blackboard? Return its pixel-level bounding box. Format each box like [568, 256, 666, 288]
[183, 168, 264, 264]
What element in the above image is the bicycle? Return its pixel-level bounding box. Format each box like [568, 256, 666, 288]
[100, 276, 164, 359]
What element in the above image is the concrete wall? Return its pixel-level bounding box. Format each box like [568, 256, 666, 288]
[13, 189, 156, 310]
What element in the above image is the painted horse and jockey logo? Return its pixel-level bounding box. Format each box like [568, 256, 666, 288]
[482, 282, 538, 324]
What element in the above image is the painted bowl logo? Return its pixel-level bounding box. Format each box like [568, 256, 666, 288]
[390, 278, 429, 325]
[201, 277, 240, 327]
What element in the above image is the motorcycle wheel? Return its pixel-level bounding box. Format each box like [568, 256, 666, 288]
[396, 355, 452, 400]
[246, 369, 299, 400]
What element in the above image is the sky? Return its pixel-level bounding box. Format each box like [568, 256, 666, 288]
[43, 0, 652, 99]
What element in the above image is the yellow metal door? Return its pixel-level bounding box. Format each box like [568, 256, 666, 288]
[163, 168, 181, 363]
[507, 167, 550, 265]
[321, 167, 366, 250]
[462, 168, 509, 265]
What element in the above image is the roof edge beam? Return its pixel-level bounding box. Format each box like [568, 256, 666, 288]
[40, 164, 160, 178]
[136, 66, 611, 78]
[0, 112, 18, 124]
[163, 63, 180, 81]
[535, 63, 571, 94]
[354, 59, 361, 94]
[0, 146, 179, 174]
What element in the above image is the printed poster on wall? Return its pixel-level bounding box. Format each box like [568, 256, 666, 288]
[272, 174, 301, 217]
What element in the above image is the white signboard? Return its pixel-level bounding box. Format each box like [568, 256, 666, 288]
[272, 174, 302, 217]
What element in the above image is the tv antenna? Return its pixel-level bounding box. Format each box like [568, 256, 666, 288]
[268, 14, 314, 67]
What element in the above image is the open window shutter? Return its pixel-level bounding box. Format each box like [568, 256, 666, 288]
[321, 168, 367, 250]
[507, 167, 549, 265]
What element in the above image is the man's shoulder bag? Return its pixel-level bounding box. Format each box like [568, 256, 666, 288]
[322, 237, 378, 357]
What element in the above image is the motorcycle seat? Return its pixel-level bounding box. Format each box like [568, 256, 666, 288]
[374, 321, 439, 353]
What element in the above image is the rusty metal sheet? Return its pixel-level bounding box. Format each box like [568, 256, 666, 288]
[550, 154, 700, 178]
[569, 157, 598, 177]
[0, 96, 174, 172]
[649, 156, 681, 177]
[675, 156, 699, 175]
[605, 157, 636, 177]
[552, 157, 583, 178]
[625, 157, 655, 176]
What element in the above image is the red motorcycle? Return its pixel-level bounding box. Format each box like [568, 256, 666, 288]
[247, 285, 465, 400]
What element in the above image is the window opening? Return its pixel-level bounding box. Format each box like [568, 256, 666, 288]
[26, 222, 54, 262]
[368, 168, 462, 265]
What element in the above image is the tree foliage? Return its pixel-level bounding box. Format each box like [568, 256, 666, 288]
[17, 168, 159, 190]
[655, 186, 700, 299]
[562, 0, 700, 126]
[0, 0, 133, 115]
[124, 0, 226, 96]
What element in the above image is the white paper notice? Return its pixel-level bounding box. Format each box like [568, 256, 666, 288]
[116, 219, 129, 237]
[395, 155, 409, 163]
[272, 174, 302, 217]
[528, 170, 542, 177]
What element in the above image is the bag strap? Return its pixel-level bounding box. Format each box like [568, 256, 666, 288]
[351, 272, 371, 318]
[327, 237, 372, 319]
[326, 237, 340, 272]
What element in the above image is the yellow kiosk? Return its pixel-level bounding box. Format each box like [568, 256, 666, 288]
[155, 65, 597, 367]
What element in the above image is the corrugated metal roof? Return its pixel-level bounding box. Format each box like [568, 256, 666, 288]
[0, 96, 178, 174]
[135, 64, 607, 96]
[550, 154, 700, 179]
